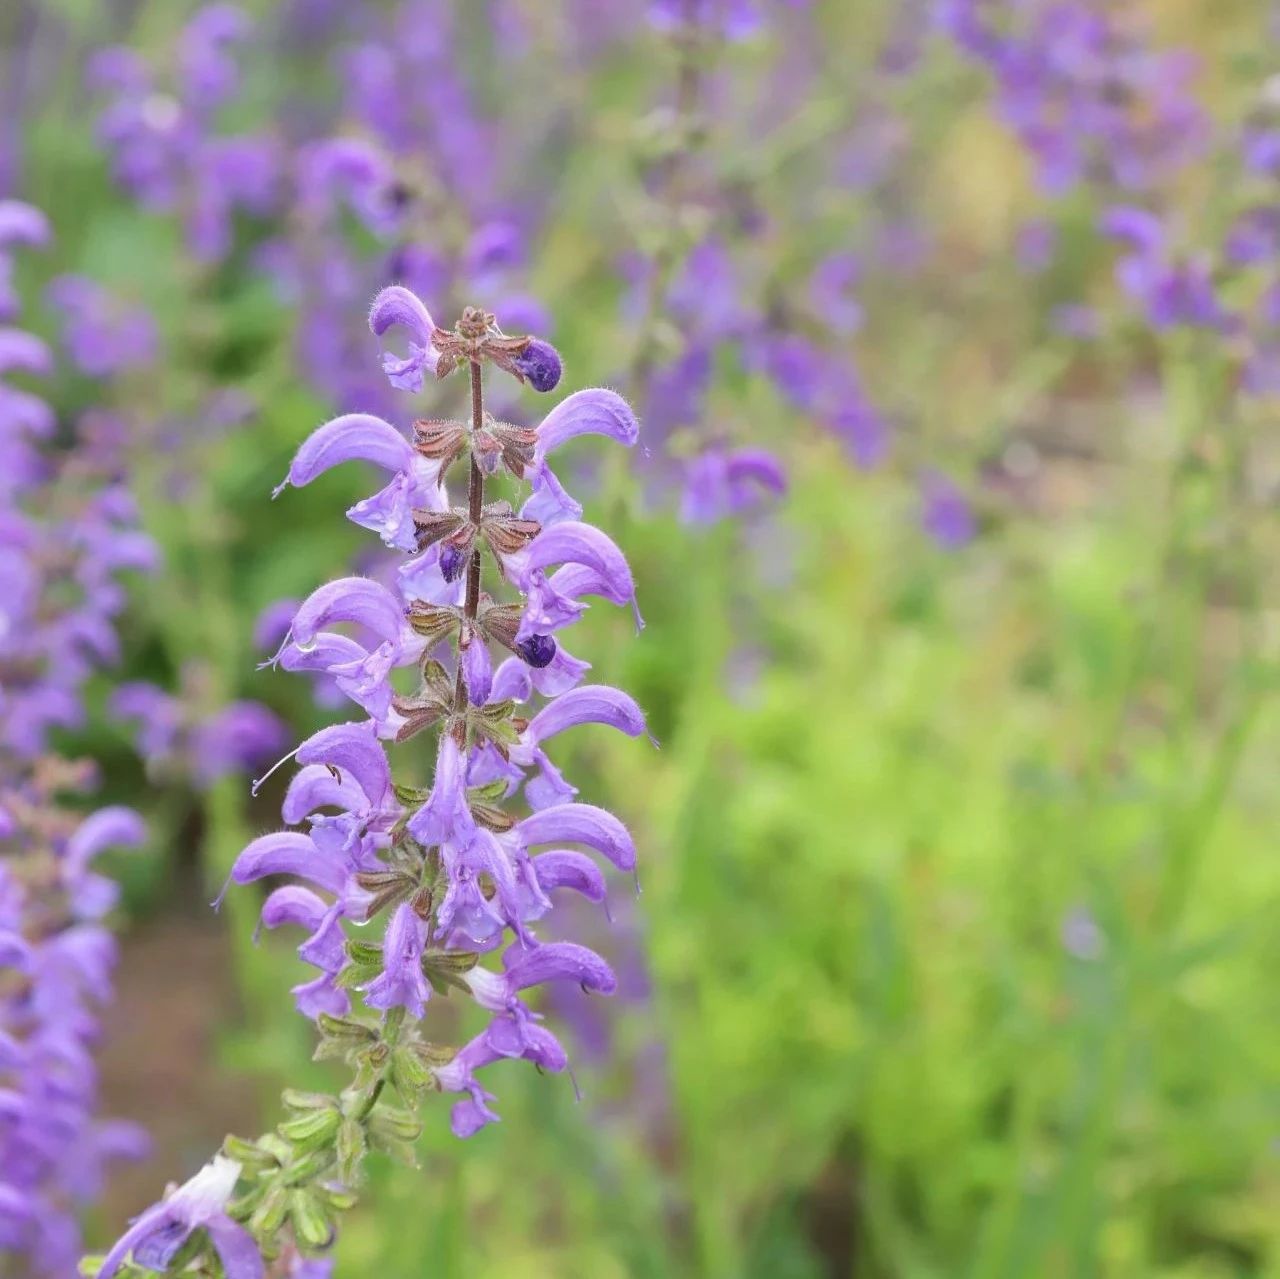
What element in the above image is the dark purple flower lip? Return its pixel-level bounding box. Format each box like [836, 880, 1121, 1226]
[439, 544, 467, 582]
[512, 338, 563, 393]
[516, 634, 557, 668]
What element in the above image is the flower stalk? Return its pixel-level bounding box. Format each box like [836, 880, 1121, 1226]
[85, 288, 646, 1278]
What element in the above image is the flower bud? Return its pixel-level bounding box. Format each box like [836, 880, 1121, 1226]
[513, 338, 562, 392]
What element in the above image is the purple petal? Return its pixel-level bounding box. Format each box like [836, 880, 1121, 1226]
[0, 329, 52, 376]
[282, 763, 367, 824]
[502, 940, 616, 995]
[522, 522, 635, 605]
[295, 720, 391, 807]
[231, 832, 347, 895]
[516, 803, 635, 871]
[463, 635, 493, 706]
[532, 851, 607, 902]
[292, 577, 405, 647]
[0, 200, 51, 248]
[205, 1219, 265, 1279]
[535, 388, 639, 456]
[66, 806, 146, 872]
[279, 413, 414, 494]
[524, 685, 646, 746]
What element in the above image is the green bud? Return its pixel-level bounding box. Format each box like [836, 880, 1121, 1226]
[335, 961, 382, 991]
[278, 1106, 341, 1151]
[389, 1044, 432, 1098]
[250, 1185, 289, 1237]
[336, 1117, 367, 1185]
[345, 939, 383, 965]
[368, 1105, 421, 1144]
[317, 1013, 378, 1042]
[322, 1186, 360, 1213]
[422, 948, 479, 996]
[222, 1134, 277, 1169]
[258, 1133, 294, 1164]
[289, 1191, 336, 1252]
[283, 1089, 338, 1113]
[393, 782, 432, 805]
[409, 1040, 459, 1070]
[280, 1147, 335, 1187]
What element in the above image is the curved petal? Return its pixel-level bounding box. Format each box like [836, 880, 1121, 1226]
[278, 413, 414, 494]
[259, 884, 329, 934]
[280, 631, 367, 674]
[205, 1218, 266, 1279]
[282, 763, 367, 824]
[0, 200, 51, 248]
[369, 285, 434, 345]
[522, 523, 639, 617]
[532, 851, 607, 902]
[501, 941, 616, 996]
[65, 806, 146, 873]
[524, 685, 646, 746]
[534, 388, 639, 456]
[231, 832, 347, 895]
[97, 1204, 184, 1279]
[0, 329, 52, 376]
[292, 577, 405, 647]
[515, 803, 635, 871]
[726, 447, 787, 493]
[295, 720, 391, 808]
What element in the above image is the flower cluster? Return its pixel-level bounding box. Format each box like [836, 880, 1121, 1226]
[937, 0, 1206, 194]
[271, 0, 551, 417]
[90, 5, 280, 262]
[87, 287, 645, 1276]
[0, 768, 150, 1278]
[623, 7, 789, 525]
[111, 667, 288, 792]
[1, 201, 151, 1278]
[1097, 76, 1280, 399]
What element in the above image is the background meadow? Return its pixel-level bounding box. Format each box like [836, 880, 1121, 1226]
[3, 0, 1280, 1275]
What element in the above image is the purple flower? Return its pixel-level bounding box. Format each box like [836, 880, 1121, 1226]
[183, 285, 647, 1271]
[369, 285, 438, 392]
[363, 902, 432, 1017]
[680, 446, 786, 524]
[920, 470, 976, 549]
[98, 1157, 262, 1279]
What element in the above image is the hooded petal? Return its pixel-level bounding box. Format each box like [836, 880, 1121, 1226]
[278, 413, 414, 494]
[292, 577, 405, 647]
[369, 285, 438, 391]
[462, 634, 493, 706]
[65, 806, 146, 873]
[532, 851, 607, 903]
[231, 832, 347, 895]
[295, 720, 391, 809]
[0, 200, 51, 248]
[534, 388, 639, 456]
[205, 1218, 266, 1279]
[0, 329, 53, 376]
[407, 735, 475, 846]
[362, 901, 431, 1018]
[501, 941, 617, 996]
[523, 685, 646, 747]
[516, 803, 636, 871]
[282, 763, 367, 824]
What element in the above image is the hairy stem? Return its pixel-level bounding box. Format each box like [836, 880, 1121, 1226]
[455, 356, 486, 714]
